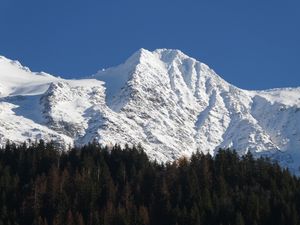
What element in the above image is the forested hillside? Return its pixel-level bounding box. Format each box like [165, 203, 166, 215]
[1, 141, 300, 225]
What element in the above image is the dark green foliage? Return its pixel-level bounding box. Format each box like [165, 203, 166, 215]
[0, 142, 300, 225]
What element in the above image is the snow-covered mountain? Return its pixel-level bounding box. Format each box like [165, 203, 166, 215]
[1, 49, 300, 174]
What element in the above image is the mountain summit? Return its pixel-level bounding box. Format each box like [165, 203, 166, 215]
[1, 49, 300, 174]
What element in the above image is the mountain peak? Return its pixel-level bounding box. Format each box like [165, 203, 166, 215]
[124, 48, 196, 67]
[0, 55, 58, 97]
[124, 48, 156, 65]
[154, 48, 186, 58]
[1, 50, 300, 175]
[92, 48, 225, 106]
[0, 55, 31, 73]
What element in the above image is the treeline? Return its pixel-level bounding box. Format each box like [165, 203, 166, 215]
[0, 141, 300, 225]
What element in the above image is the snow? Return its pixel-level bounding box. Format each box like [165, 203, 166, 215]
[1, 50, 300, 174]
[250, 88, 300, 107]
[0, 56, 58, 97]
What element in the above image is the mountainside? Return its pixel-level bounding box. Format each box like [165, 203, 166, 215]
[1, 49, 300, 174]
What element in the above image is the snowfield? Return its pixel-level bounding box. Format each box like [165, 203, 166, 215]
[1, 49, 300, 174]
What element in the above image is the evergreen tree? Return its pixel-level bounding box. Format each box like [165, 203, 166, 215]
[0, 142, 300, 225]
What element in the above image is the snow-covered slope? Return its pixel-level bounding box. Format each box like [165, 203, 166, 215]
[1, 50, 300, 174]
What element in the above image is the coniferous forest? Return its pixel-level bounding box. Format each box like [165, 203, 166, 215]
[1, 141, 300, 225]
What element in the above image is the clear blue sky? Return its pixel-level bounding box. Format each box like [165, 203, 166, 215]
[0, 0, 299, 90]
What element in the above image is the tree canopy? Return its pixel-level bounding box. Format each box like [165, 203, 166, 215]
[0, 141, 299, 225]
